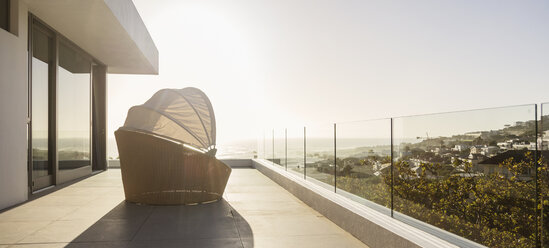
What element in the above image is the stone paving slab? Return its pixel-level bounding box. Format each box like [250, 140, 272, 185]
[0, 168, 367, 248]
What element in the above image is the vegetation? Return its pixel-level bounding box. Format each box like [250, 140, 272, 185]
[276, 117, 549, 247]
[335, 152, 548, 247]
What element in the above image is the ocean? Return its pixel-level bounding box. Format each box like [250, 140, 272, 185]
[108, 138, 258, 159]
[108, 137, 416, 160]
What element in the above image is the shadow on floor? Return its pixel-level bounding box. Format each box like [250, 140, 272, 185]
[66, 199, 253, 248]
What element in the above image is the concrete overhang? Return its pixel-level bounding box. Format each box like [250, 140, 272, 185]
[24, 0, 159, 74]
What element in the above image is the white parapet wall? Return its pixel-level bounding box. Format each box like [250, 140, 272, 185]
[251, 159, 483, 248]
[219, 159, 254, 168]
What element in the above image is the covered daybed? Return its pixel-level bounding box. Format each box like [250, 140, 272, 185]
[115, 87, 231, 205]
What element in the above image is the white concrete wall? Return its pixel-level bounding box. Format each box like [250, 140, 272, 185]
[104, 0, 159, 74]
[0, 1, 29, 210]
[0, 0, 156, 210]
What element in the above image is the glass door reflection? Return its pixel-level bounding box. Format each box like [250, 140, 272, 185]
[57, 41, 92, 179]
[30, 22, 54, 190]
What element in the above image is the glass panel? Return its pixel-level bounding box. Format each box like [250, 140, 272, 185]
[264, 129, 273, 164]
[256, 131, 265, 159]
[287, 127, 305, 177]
[336, 119, 392, 212]
[31, 27, 52, 180]
[541, 103, 549, 247]
[306, 124, 335, 189]
[0, 0, 8, 31]
[216, 139, 257, 159]
[273, 128, 285, 167]
[58, 42, 91, 170]
[393, 105, 537, 247]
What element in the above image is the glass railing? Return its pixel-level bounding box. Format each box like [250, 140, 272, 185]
[393, 105, 537, 247]
[264, 129, 273, 164]
[306, 124, 335, 190]
[256, 132, 265, 159]
[335, 119, 393, 213]
[274, 128, 285, 167]
[541, 103, 549, 247]
[287, 127, 305, 177]
[258, 103, 548, 248]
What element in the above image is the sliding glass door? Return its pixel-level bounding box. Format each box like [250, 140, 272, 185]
[57, 41, 92, 181]
[30, 21, 54, 191]
[29, 15, 100, 192]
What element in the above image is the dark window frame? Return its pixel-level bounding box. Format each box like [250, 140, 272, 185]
[0, 0, 9, 32]
[57, 39, 93, 172]
[28, 17, 56, 191]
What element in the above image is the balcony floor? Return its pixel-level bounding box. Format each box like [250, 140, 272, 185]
[0, 168, 367, 248]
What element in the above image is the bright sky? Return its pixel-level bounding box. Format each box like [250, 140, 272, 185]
[108, 0, 549, 144]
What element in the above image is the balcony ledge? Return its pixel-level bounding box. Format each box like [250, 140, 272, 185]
[252, 159, 485, 248]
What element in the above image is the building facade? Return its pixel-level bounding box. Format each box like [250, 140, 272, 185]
[0, 0, 158, 210]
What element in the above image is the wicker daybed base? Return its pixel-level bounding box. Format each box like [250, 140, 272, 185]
[115, 128, 231, 205]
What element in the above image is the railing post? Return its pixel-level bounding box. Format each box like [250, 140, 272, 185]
[272, 129, 275, 165]
[334, 123, 337, 193]
[304, 126, 307, 180]
[390, 118, 394, 218]
[541, 104, 546, 248]
[535, 104, 540, 247]
[285, 128, 287, 171]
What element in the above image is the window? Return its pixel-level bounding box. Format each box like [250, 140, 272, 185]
[30, 22, 54, 188]
[28, 15, 106, 190]
[58, 41, 92, 170]
[0, 0, 8, 32]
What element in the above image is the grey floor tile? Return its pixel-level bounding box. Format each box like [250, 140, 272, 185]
[146, 201, 233, 222]
[101, 202, 154, 222]
[242, 234, 366, 248]
[0, 168, 368, 248]
[73, 218, 145, 242]
[134, 216, 240, 241]
[64, 241, 131, 248]
[0, 221, 51, 244]
[129, 238, 243, 248]
[8, 243, 70, 248]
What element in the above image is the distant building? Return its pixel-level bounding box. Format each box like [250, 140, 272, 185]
[465, 131, 483, 137]
[539, 135, 549, 150]
[515, 121, 526, 127]
[452, 144, 470, 152]
[373, 164, 391, 176]
[497, 140, 513, 149]
[433, 147, 449, 155]
[512, 141, 535, 150]
[480, 146, 499, 157]
[539, 140, 549, 150]
[468, 153, 488, 169]
[373, 162, 390, 172]
[470, 145, 485, 154]
[477, 150, 549, 179]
